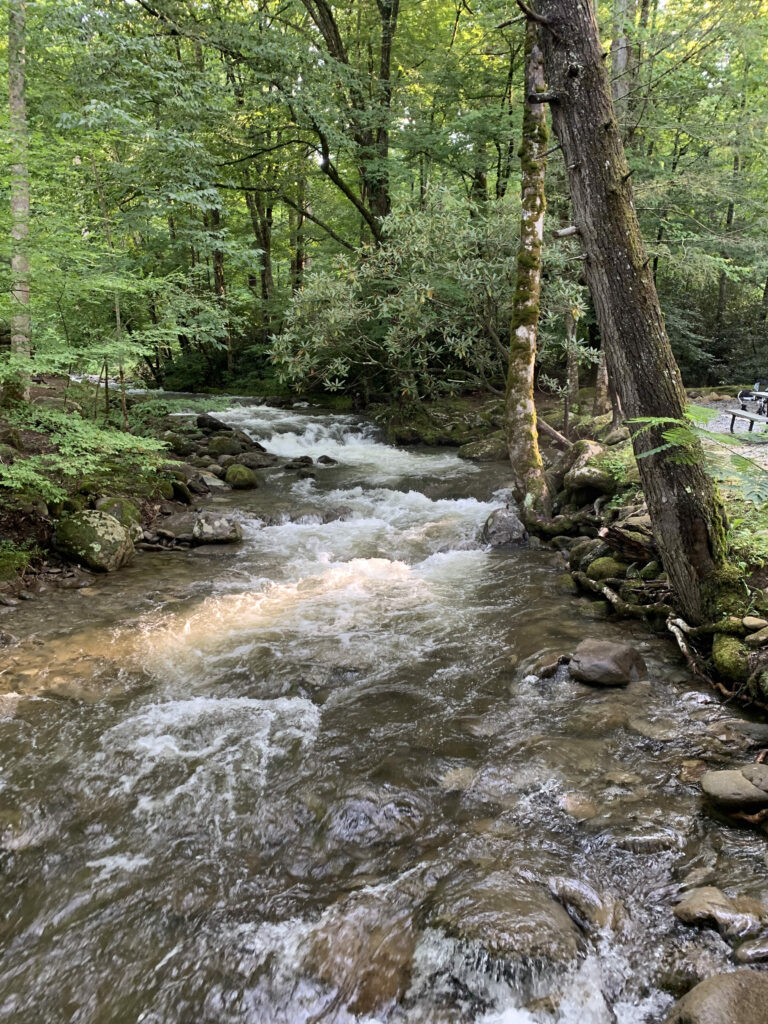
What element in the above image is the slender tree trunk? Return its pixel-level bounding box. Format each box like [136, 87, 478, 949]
[206, 208, 234, 373]
[533, 0, 731, 624]
[610, 0, 636, 133]
[505, 21, 550, 518]
[565, 310, 579, 412]
[6, 0, 30, 405]
[593, 348, 612, 416]
[90, 155, 130, 430]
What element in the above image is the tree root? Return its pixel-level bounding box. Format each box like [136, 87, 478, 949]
[731, 807, 768, 825]
[666, 617, 733, 697]
[572, 571, 673, 618]
[667, 616, 768, 713]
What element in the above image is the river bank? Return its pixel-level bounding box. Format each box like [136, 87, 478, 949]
[1, 400, 768, 1022]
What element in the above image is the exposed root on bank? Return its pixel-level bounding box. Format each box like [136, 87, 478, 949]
[731, 807, 768, 825]
[666, 617, 732, 696]
[572, 571, 673, 618]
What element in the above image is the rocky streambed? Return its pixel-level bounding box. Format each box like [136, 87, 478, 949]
[1, 402, 768, 1023]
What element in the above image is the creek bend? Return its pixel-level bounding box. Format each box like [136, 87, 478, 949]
[1, 402, 766, 1023]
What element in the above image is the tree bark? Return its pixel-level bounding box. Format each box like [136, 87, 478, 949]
[205, 208, 234, 373]
[593, 347, 612, 417]
[532, 0, 730, 624]
[505, 21, 550, 518]
[6, 0, 30, 405]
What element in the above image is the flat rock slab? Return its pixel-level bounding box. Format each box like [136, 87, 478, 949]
[663, 970, 768, 1024]
[700, 768, 768, 809]
[568, 639, 646, 686]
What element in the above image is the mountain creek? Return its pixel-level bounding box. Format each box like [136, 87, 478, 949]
[1, 401, 767, 1023]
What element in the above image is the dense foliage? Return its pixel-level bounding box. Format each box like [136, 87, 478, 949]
[1, 0, 768, 398]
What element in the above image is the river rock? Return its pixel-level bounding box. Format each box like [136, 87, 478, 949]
[307, 890, 416, 1016]
[548, 876, 615, 930]
[53, 511, 135, 572]
[568, 638, 646, 686]
[94, 496, 143, 542]
[196, 413, 232, 433]
[156, 511, 242, 545]
[225, 464, 258, 489]
[481, 507, 527, 548]
[663, 970, 768, 1024]
[432, 869, 583, 964]
[237, 451, 277, 470]
[743, 616, 768, 631]
[207, 435, 243, 457]
[735, 935, 768, 963]
[674, 886, 768, 939]
[562, 440, 614, 495]
[700, 767, 768, 809]
[457, 435, 508, 461]
[198, 471, 229, 490]
[317, 455, 338, 465]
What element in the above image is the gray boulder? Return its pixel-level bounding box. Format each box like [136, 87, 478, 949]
[237, 451, 278, 470]
[94, 497, 143, 543]
[156, 511, 242, 545]
[663, 970, 768, 1024]
[54, 510, 135, 572]
[481, 507, 527, 548]
[196, 413, 232, 433]
[457, 435, 508, 461]
[568, 638, 646, 686]
[700, 766, 768, 810]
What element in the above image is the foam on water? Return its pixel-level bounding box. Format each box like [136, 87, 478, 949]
[217, 403, 478, 482]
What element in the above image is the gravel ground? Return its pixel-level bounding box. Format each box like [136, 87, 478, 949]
[697, 398, 768, 473]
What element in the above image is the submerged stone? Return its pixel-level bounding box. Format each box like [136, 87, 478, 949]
[663, 970, 768, 1024]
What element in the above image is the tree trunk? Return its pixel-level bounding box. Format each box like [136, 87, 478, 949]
[6, 0, 30, 405]
[565, 310, 579, 412]
[533, 0, 730, 624]
[610, 0, 636, 132]
[593, 347, 612, 417]
[206, 208, 234, 373]
[505, 21, 550, 518]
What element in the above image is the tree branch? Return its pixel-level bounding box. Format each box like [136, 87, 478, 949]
[280, 194, 355, 250]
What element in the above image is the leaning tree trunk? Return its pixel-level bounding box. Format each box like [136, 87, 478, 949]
[505, 21, 550, 518]
[530, 0, 730, 624]
[5, 0, 30, 405]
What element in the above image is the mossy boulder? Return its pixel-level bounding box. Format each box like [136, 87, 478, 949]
[586, 557, 629, 582]
[457, 435, 507, 461]
[162, 430, 196, 457]
[225, 464, 259, 489]
[95, 497, 142, 542]
[563, 441, 615, 496]
[208, 435, 243, 457]
[53, 510, 135, 572]
[569, 538, 607, 571]
[711, 633, 750, 683]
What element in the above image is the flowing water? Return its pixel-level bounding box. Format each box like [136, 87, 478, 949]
[1, 403, 767, 1023]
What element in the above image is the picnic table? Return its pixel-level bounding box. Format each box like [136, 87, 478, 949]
[728, 391, 768, 432]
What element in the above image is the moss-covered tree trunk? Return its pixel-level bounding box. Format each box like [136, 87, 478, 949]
[532, 0, 730, 624]
[505, 21, 550, 518]
[5, 0, 30, 405]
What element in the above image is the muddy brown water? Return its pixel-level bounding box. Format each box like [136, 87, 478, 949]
[1, 403, 767, 1023]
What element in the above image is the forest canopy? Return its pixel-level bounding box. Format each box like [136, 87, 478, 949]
[1, 0, 767, 398]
